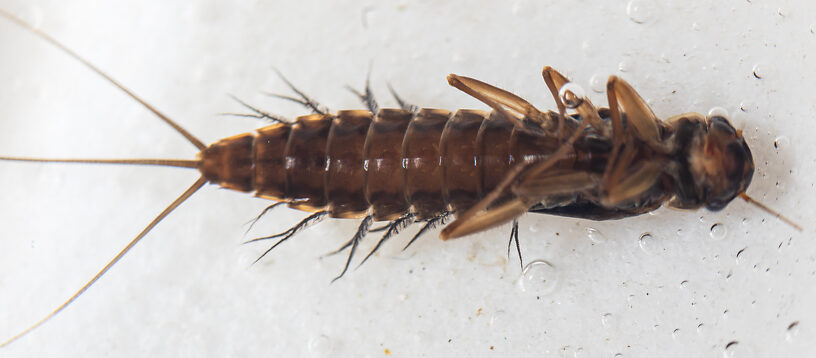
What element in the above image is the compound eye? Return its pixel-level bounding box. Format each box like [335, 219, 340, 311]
[725, 142, 746, 184]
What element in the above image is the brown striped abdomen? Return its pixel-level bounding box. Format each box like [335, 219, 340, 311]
[197, 108, 578, 221]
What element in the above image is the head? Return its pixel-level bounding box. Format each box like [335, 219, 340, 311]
[667, 113, 754, 211]
[685, 114, 754, 211]
[667, 112, 801, 231]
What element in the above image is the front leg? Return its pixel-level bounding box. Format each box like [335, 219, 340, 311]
[600, 76, 667, 206]
[606, 76, 663, 148]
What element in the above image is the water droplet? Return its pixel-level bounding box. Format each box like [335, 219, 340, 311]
[618, 60, 632, 72]
[518, 260, 559, 296]
[697, 323, 705, 333]
[786, 321, 800, 342]
[589, 74, 606, 93]
[586, 227, 607, 243]
[601, 313, 613, 328]
[614, 354, 623, 358]
[626, 0, 654, 24]
[638, 233, 655, 254]
[773, 136, 789, 150]
[559, 83, 586, 109]
[752, 63, 766, 79]
[308, 335, 332, 355]
[672, 328, 681, 340]
[707, 107, 729, 120]
[709, 223, 727, 240]
[680, 280, 689, 288]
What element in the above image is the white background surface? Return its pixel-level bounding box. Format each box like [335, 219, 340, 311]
[0, 0, 814, 357]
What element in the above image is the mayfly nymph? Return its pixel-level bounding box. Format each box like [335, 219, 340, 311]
[0, 9, 800, 347]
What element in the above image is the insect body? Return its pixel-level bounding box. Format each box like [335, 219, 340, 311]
[0, 9, 800, 347]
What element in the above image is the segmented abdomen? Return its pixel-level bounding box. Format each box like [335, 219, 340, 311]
[198, 108, 573, 221]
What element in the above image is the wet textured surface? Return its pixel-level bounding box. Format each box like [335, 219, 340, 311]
[0, 0, 814, 357]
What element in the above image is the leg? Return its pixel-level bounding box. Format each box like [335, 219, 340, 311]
[331, 215, 373, 282]
[511, 171, 598, 198]
[541, 66, 570, 137]
[440, 169, 598, 240]
[245, 211, 328, 265]
[542, 66, 607, 137]
[441, 120, 590, 240]
[267, 68, 329, 114]
[447, 74, 555, 134]
[606, 76, 662, 148]
[600, 161, 664, 207]
[600, 76, 665, 206]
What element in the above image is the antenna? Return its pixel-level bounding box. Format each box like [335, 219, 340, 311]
[739, 193, 803, 232]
